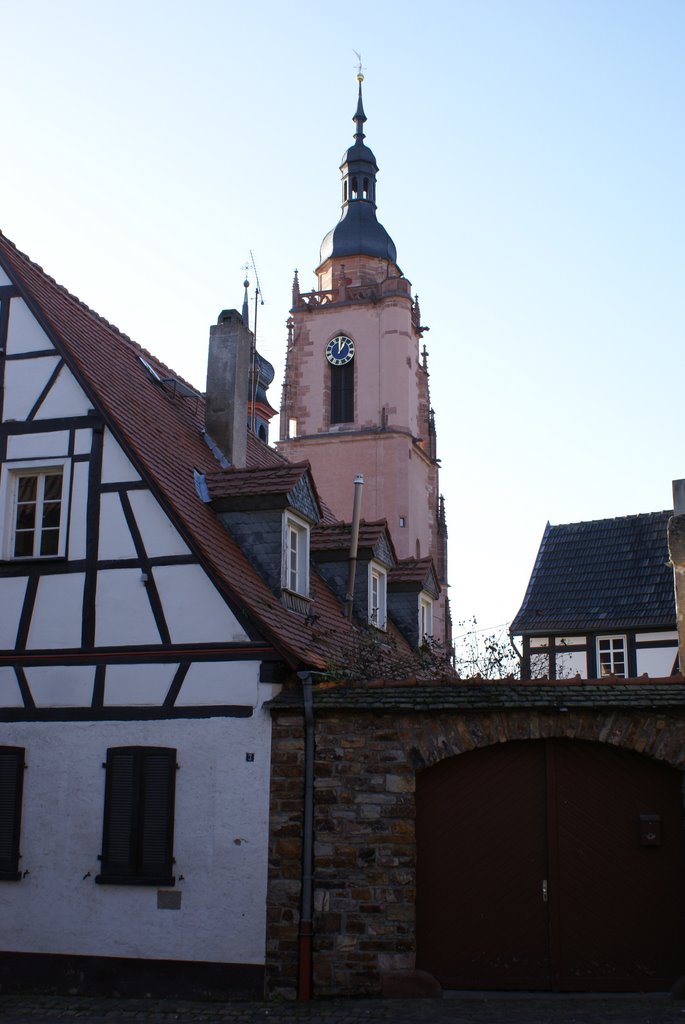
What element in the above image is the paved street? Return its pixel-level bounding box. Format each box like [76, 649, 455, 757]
[1, 993, 683, 1024]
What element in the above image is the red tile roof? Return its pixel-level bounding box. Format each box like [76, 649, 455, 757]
[389, 557, 436, 586]
[0, 231, 406, 670]
[311, 520, 394, 555]
[206, 463, 314, 501]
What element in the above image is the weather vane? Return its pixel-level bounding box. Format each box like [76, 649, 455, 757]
[353, 49, 365, 82]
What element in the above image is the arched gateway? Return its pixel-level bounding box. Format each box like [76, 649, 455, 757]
[416, 738, 685, 991]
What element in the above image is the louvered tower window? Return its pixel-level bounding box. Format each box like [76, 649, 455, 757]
[97, 747, 176, 886]
[330, 360, 354, 424]
[0, 746, 25, 881]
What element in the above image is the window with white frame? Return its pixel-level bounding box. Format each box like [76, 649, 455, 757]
[419, 594, 433, 642]
[368, 562, 387, 630]
[283, 512, 310, 596]
[597, 635, 627, 678]
[2, 461, 70, 560]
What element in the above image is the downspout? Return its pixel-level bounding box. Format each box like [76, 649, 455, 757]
[345, 474, 364, 621]
[297, 670, 315, 1000]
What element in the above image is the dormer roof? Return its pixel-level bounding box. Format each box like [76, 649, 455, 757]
[205, 462, 321, 520]
[311, 519, 397, 566]
[389, 557, 440, 599]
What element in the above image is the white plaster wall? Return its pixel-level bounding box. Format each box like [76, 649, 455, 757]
[635, 631, 678, 644]
[1, 707, 274, 965]
[26, 665, 95, 707]
[95, 569, 161, 647]
[0, 575, 28, 649]
[6, 431, 70, 459]
[0, 267, 12, 287]
[73, 429, 93, 456]
[101, 430, 141, 484]
[26, 573, 85, 650]
[637, 646, 678, 678]
[35, 364, 92, 419]
[3, 356, 60, 421]
[128, 489, 190, 558]
[0, 666, 23, 706]
[6, 298, 54, 354]
[68, 461, 89, 561]
[153, 564, 248, 643]
[104, 663, 178, 706]
[176, 661, 259, 707]
[98, 493, 138, 561]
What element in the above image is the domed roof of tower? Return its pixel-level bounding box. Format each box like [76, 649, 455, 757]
[319, 77, 397, 265]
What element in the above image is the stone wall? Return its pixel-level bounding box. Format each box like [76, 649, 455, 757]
[266, 702, 685, 997]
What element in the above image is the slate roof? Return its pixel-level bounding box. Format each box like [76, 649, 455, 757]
[511, 512, 675, 635]
[269, 679, 685, 713]
[0, 231, 404, 670]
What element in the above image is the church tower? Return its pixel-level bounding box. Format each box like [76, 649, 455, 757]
[277, 76, 450, 643]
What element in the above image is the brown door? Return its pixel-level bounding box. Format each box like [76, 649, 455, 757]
[416, 739, 685, 991]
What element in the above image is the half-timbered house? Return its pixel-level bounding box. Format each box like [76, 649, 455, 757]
[510, 512, 678, 680]
[0, 230, 425, 998]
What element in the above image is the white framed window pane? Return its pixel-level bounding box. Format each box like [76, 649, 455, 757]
[12, 470, 63, 558]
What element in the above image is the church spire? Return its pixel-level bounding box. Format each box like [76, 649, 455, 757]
[318, 73, 397, 266]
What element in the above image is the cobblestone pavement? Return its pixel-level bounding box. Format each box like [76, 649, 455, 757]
[1, 994, 684, 1024]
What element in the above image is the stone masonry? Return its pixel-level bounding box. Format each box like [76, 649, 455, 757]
[266, 681, 685, 998]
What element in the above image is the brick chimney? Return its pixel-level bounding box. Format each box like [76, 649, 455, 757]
[205, 309, 251, 468]
[667, 479, 685, 675]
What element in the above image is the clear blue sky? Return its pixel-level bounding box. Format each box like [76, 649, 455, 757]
[3, 0, 683, 643]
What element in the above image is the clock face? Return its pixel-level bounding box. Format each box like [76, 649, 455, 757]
[326, 335, 355, 366]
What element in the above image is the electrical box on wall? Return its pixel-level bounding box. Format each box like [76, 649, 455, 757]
[639, 813, 661, 846]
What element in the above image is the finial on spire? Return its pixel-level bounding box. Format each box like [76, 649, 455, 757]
[292, 269, 301, 307]
[352, 50, 367, 142]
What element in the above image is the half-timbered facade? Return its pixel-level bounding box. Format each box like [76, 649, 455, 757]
[0, 231, 423, 997]
[511, 512, 678, 680]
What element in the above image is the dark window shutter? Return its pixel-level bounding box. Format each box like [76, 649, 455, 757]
[330, 360, 354, 424]
[139, 750, 176, 879]
[0, 746, 25, 881]
[98, 747, 176, 885]
[100, 748, 138, 878]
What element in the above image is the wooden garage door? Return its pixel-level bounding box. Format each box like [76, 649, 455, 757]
[416, 739, 685, 991]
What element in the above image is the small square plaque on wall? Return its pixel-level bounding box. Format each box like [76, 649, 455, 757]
[157, 889, 182, 910]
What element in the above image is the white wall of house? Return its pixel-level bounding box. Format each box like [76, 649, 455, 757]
[0, 292, 280, 972]
[1, 703, 275, 964]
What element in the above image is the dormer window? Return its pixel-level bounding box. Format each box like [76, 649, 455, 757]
[419, 594, 433, 641]
[283, 511, 310, 597]
[369, 561, 387, 630]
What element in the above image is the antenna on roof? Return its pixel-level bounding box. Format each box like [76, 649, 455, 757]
[248, 251, 266, 435]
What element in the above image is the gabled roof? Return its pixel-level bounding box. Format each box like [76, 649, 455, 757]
[311, 520, 396, 562]
[0, 231, 402, 669]
[511, 511, 675, 635]
[205, 462, 321, 516]
[389, 557, 438, 595]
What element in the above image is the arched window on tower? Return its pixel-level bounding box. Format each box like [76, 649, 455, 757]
[330, 359, 354, 424]
[343, 181, 348, 202]
[362, 177, 369, 198]
[351, 176, 359, 199]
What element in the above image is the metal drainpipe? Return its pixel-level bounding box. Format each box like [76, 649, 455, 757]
[297, 670, 315, 1000]
[345, 475, 364, 621]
